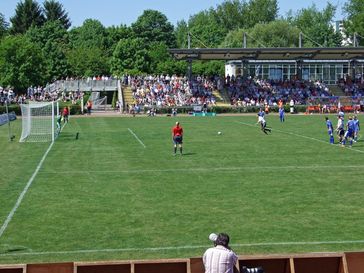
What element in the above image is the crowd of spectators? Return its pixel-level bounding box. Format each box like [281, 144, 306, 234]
[226, 75, 332, 107]
[3, 73, 364, 111]
[126, 75, 220, 108]
[338, 77, 364, 97]
[0, 86, 26, 106]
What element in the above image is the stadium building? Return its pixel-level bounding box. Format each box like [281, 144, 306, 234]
[170, 47, 364, 85]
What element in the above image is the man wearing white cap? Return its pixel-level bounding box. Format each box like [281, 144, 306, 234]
[203, 233, 238, 273]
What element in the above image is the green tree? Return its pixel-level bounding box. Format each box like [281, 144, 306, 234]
[10, 0, 45, 34]
[66, 46, 109, 77]
[26, 21, 70, 81]
[67, 19, 111, 76]
[343, 0, 364, 46]
[43, 0, 71, 29]
[0, 35, 47, 91]
[175, 20, 189, 48]
[174, 0, 278, 49]
[192, 61, 225, 76]
[111, 38, 150, 75]
[131, 10, 176, 48]
[0, 13, 9, 38]
[69, 19, 106, 49]
[149, 59, 188, 75]
[148, 42, 171, 73]
[105, 24, 133, 56]
[187, 9, 226, 48]
[292, 3, 342, 47]
[215, 0, 249, 30]
[246, 0, 278, 28]
[221, 20, 300, 48]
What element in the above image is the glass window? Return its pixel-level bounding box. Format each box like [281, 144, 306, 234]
[302, 66, 309, 81]
[330, 65, 336, 83]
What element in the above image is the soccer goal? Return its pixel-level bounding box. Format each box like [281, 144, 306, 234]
[87, 92, 107, 111]
[19, 101, 59, 142]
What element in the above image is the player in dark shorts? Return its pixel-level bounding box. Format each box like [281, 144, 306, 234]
[260, 118, 272, 134]
[172, 121, 183, 155]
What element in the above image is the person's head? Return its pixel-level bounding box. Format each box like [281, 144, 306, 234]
[176, 121, 180, 127]
[215, 233, 230, 248]
[325, 117, 329, 121]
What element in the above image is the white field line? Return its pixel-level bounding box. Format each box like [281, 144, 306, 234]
[0, 142, 54, 239]
[0, 122, 67, 239]
[1, 240, 364, 256]
[238, 121, 364, 154]
[38, 164, 364, 175]
[128, 128, 146, 148]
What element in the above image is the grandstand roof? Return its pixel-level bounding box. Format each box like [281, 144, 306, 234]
[169, 47, 364, 61]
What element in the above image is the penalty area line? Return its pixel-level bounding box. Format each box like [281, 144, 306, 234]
[0, 120, 68, 239]
[39, 164, 364, 175]
[128, 128, 146, 148]
[0, 142, 55, 239]
[1, 240, 364, 256]
[238, 121, 364, 154]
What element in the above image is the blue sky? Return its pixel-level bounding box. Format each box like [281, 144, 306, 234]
[1, 0, 346, 28]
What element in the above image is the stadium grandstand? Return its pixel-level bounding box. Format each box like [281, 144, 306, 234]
[169, 47, 364, 113]
[0, 44, 364, 273]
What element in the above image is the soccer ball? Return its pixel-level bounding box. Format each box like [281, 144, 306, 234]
[218, 131, 222, 135]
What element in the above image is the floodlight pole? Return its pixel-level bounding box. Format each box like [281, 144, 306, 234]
[299, 32, 303, 48]
[354, 32, 357, 47]
[187, 32, 192, 82]
[188, 32, 191, 49]
[243, 32, 247, 48]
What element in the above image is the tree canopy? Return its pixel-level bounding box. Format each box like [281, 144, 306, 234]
[221, 20, 301, 48]
[43, 0, 71, 29]
[0, 13, 9, 38]
[0, 0, 354, 91]
[0, 35, 47, 90]
[10, 0, 45, 34]
[290, 3, 342, 47]
[131, 10, 176, 48]
[343, 0, 364, 45]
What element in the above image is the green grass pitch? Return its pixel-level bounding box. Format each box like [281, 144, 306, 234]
[0, 114, 364, 264]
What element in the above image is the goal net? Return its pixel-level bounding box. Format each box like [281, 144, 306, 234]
[19, 101, 59, 142]
[87, 92, 107, 111]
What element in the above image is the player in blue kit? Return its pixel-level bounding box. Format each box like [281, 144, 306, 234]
[279, 106, 285, 122]
[342, 116, 355, 147]
[257, 109, 271, 134]
[353, 116, 360, 142]
[325, 117, 334, 144]
[257, 108, 265, 123]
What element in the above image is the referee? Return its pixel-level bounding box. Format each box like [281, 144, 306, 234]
[172, 121, 183, 155]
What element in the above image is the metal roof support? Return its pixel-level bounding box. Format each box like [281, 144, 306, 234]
[243, 32, 247, 48]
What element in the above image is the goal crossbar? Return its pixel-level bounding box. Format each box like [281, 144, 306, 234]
[19, 101, 59, 143]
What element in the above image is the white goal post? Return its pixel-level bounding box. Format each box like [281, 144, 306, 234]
[19, 101, 60, 142]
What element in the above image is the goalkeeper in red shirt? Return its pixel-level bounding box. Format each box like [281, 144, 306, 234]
[172, 121, 183, 155]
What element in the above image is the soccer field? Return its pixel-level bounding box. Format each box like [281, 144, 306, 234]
[0, 114, 364, 264]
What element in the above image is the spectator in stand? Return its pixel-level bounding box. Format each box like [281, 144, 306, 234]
[86, 100, 92, 115]
[203, 233, 238, 273]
